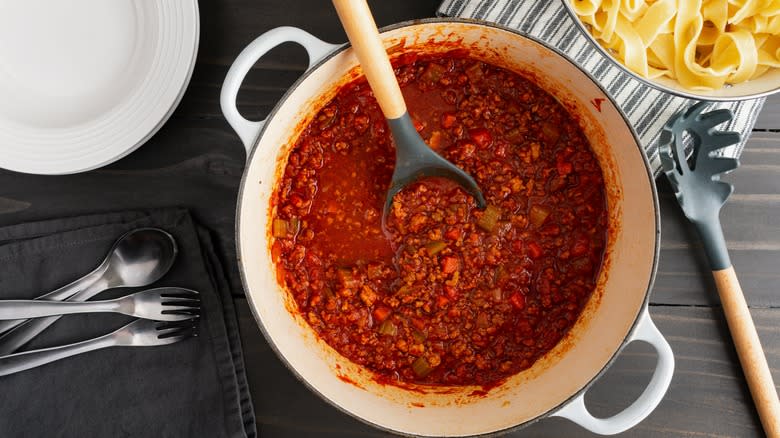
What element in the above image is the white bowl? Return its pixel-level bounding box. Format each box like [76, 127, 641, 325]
[0, 0, 199, 175]
[561, 1, 780, 101]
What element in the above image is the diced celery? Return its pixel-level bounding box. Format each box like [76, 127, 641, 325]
[378, 320, 398, 336]
[529, 204, 552, 227]
[272, 218, 288, 237]
[412, 357, 433, 377]
[289, 217, 301, 234]
[477, 205, 501, 232]
[396, 285, 411, 296]
[425, 240, 447, 256]
[273, 217, 300, 237]
[337, 268, 359, 289]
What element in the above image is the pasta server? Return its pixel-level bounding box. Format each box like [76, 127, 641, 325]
[332, 0, 486, 223]
[659, 102, 780, 436]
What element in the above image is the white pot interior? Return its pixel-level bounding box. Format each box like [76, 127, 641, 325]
[238, 21, 658, 437]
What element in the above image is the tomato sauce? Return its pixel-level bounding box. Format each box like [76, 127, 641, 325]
[271, 54, 608, 387]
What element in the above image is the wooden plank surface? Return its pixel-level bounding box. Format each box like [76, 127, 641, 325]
[755, 95, 780, 131]
[0, 0, 777, 436]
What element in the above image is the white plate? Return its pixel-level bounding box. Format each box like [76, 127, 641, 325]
[0, 0, 199, 175]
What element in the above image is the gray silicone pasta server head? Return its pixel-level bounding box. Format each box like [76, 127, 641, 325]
[658, 101, 741, 270]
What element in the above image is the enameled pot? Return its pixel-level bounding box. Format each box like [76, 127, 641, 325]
[221, 19, 673, 437]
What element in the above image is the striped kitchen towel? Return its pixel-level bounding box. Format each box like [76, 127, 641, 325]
[437, 0, 765, 175]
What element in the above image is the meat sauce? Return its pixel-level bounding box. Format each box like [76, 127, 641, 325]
[271, 53, 608, 387]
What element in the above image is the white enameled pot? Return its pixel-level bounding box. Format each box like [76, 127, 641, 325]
[221, 19, 673, 437]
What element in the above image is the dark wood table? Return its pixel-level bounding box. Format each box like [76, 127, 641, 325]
[2, 1, 778, 436]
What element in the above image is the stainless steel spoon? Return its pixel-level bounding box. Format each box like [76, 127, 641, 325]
[332, 0, 486, 224]
[0, 228, 178, 354]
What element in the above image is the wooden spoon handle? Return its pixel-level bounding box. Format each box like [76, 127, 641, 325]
[332, 0, 406, 119]
[714, 266, 780, 437]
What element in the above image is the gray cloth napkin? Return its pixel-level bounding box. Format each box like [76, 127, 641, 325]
[437, 0, 765, 174]
[0, 208, 255, 437]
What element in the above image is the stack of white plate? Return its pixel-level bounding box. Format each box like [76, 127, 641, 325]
[0, 0, 199, 174]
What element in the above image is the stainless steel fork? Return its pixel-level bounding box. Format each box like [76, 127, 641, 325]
[0, 318, 198, 377]
[0, 287, 200, 322]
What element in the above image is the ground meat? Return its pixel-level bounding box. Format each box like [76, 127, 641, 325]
[271, 53, 607, 387]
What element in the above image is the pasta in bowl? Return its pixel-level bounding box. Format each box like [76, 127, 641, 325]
[564, 0, 780, 100]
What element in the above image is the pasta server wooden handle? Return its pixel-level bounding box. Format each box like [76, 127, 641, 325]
[713, 266, 780, 437]
[332, 0, 407, 119]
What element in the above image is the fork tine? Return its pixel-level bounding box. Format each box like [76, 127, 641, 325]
[162, 298, 201, 307]
[160, 303, 200, 314]
[160, 289, 199, 299]
[157, 324, 196, 337]
[157, 321, 199, 339]
[155, 333, 194, 345]
[160, 292, 199, 299]
[162, 308, 201, 317]
[160, 292, 200, 300]
[157, 329, 197, 343]
[155, 319, 197, 329]
[166, 302, 200, 309]
[156, 326, 185, 336]
[161, 305, 200, 312]
[154, 313, 196, 322]
[161, 304, 201, 312]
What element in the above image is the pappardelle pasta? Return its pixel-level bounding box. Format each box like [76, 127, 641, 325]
[571, 0, 780, 90]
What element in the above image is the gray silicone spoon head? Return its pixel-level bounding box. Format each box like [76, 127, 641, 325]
[384, 114, 487, 220]
[659, 101, 741, 270]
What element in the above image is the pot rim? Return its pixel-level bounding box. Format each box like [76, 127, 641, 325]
[235, 17, 662, 437]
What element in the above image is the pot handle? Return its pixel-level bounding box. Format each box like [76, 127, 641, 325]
[220, 27, 340, 153]
[551, 307, 674, 435]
